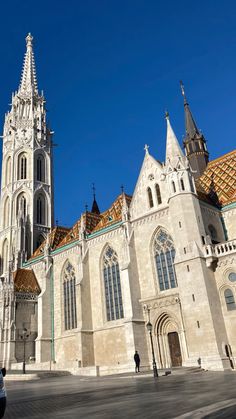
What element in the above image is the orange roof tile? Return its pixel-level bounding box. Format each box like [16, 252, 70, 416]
[14, 269, 41, 294]
[93, 193, 132, 233]
[31, 226, 70, 258]
[57, 211, 102, 248]
[196, 150, 236, 207]
[56, 193, 132, 249]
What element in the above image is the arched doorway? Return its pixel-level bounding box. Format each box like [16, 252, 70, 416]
[168, 332, 182, 367]
[156, 312, 183, 368]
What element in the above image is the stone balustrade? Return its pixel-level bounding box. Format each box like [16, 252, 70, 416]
[204, 239, 236, 259]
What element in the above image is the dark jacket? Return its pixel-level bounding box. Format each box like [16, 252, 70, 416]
[134, 353, 140, 364]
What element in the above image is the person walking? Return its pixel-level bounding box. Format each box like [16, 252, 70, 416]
[134, 351, 140, 373]
[0, 367, 6, 418]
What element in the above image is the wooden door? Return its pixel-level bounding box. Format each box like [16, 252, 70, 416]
[168, 332, 182, 367]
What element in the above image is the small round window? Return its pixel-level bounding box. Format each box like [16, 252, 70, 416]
[228, 272, 236, 282]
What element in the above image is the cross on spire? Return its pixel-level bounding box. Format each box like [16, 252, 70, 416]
[144, 144, 149, 154]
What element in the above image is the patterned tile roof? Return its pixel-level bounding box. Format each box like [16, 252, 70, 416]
[58, 211, 102, 248]
[14, 269, 41, 294]
[56, 193, 132, 249]
[93, 193, 132, 233]
[196, 150, 236, 207]
[31, 226, 70, 258]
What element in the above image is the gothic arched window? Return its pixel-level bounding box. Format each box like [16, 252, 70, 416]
[208, 224, 218, 243]
[3, 197, 10, 228]
[189, 176, 195, 193]
[36, 155, 45, 182]
[5, 156, 11, 186]
[36, 234, 45, 249]
[180, 178, 185, 191]
[16, 193, 27, 218]
[224, 289, 236, 311]
[18, 153, 27, 180]
[36, 195, 45, 225]
[2, 239, 8, 274]
[172, 181, 176, 193]
[63, 261, 77, 330]
[147, 187, 154, 208]
[103, 246, 124, 321]
[155, 184, 162, 205]
[154, 229, 177, 291]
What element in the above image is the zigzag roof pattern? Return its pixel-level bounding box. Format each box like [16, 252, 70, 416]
[56, 193, 132, 248]
[196, 150, 236, 207]
[31, 226, 70, 258]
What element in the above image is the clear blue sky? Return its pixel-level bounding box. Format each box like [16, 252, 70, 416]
[0, 0, 236, 227]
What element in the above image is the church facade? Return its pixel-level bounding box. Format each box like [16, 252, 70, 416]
[0, 35, 236, 375]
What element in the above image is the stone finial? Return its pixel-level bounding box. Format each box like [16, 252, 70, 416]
[26, 33, 33, 48]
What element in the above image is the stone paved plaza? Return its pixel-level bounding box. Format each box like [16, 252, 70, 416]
[3, 370, 236, 418]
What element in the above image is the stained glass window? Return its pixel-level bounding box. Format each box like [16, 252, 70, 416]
[103, 246, 124, 321]
[63, 261, 77, 330]
[229, 273, 236, 282]
[154, 229, 177, 291]
[224, 289, 236, 311]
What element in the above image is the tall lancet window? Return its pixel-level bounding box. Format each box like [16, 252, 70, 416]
[2, 239, 8, 274]
[63, 261, 77, 330]
[155, 184, 162, 205]
[147, 187, 154, 208]
[5, 157, 11, 186]
[103, 246, 124, 321]
[154, 229, 177, 291]
[36, 195, 45, 225]
[3, 197, 10, 228]
[36, 155, 45, 182]
[18, 153, 27, 180]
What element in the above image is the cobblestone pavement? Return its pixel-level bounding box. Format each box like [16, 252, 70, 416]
[3, 370, 236, 418]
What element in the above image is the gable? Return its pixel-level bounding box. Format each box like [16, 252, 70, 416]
[130, 152, 166, 219]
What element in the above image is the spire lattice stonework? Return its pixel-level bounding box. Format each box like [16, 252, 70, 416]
[180, 81, 209, 178]
[19, 33, 38, 95]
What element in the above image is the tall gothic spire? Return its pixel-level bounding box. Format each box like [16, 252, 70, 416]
[180, 81, 209, 178]
[180, 81, 200, 139]
[19, 33, 38, 95]
[165, 111, 184, 167]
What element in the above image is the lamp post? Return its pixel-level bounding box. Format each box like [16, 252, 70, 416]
[146, 321, 158, 378]
[20, 328, 29, 374]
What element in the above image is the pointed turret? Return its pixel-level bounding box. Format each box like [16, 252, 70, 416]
[19, 33, 38, 95]
[180, 81, 209, 178]
[91, 184, 100, 215]
[165, 111, 184, 167]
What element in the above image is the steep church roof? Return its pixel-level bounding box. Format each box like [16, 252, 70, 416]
[93, 193, 132, 233]
[57, 211, 102, 248]
[31, 226, 70, 258]
[55, 193, 132, 249]
[14, 269, 41, 294]
[196, 150, 236, 207]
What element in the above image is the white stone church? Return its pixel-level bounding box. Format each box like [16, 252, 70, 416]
[0, 34, 236, 375]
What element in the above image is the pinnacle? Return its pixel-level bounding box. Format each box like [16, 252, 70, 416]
[18, 33, 38, 95]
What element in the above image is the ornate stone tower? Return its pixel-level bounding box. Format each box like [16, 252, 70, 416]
[0, 33, 54, 272]
[181, 82, 209, 178]
[0, 33, 54, 367]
